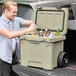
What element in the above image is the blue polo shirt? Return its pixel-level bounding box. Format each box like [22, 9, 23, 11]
[0, 13, 25, 63]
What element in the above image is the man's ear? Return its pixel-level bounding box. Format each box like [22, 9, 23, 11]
[5, 9, 7, 12]
[5, 9, 9, 13]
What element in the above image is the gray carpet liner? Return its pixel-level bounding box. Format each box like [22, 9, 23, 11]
[13, 62, 76, 76]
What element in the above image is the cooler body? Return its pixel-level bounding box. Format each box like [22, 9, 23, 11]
[20, 36, 65, 70]
[20, 7, 68, 70]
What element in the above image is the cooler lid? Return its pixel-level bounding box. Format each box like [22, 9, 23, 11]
[33, 7, 69, 35]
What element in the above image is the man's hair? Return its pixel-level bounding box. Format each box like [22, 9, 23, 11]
[2, 0, 17, 12]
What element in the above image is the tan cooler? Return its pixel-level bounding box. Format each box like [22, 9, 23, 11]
[20, 7, 69, 70]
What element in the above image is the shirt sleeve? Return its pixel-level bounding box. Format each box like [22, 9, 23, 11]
[0, 21, 5, 40]
[16, 17, 25, 26]
[0, 21, 5, 29]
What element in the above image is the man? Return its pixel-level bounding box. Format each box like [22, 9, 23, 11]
[0, 0, 37, 76]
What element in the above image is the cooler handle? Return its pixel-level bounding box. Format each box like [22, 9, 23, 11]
[30, 41, 40, 44]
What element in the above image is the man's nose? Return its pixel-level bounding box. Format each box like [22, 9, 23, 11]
[15, 12, 17, 16]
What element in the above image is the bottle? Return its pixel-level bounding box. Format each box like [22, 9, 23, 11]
[54, 28, 60, 36]
[44, 28, 51, 37]
[39, 29, 43, 36]
[46, 30, 51, 37]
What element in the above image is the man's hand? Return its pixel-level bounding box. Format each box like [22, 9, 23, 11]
[28, 22, 37, 32]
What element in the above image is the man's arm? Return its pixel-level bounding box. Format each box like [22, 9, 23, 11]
[0, 23, 37, 39]
[23, 20, 35, 26]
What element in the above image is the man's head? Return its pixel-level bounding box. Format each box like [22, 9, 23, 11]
[2, 0, 18, 21]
